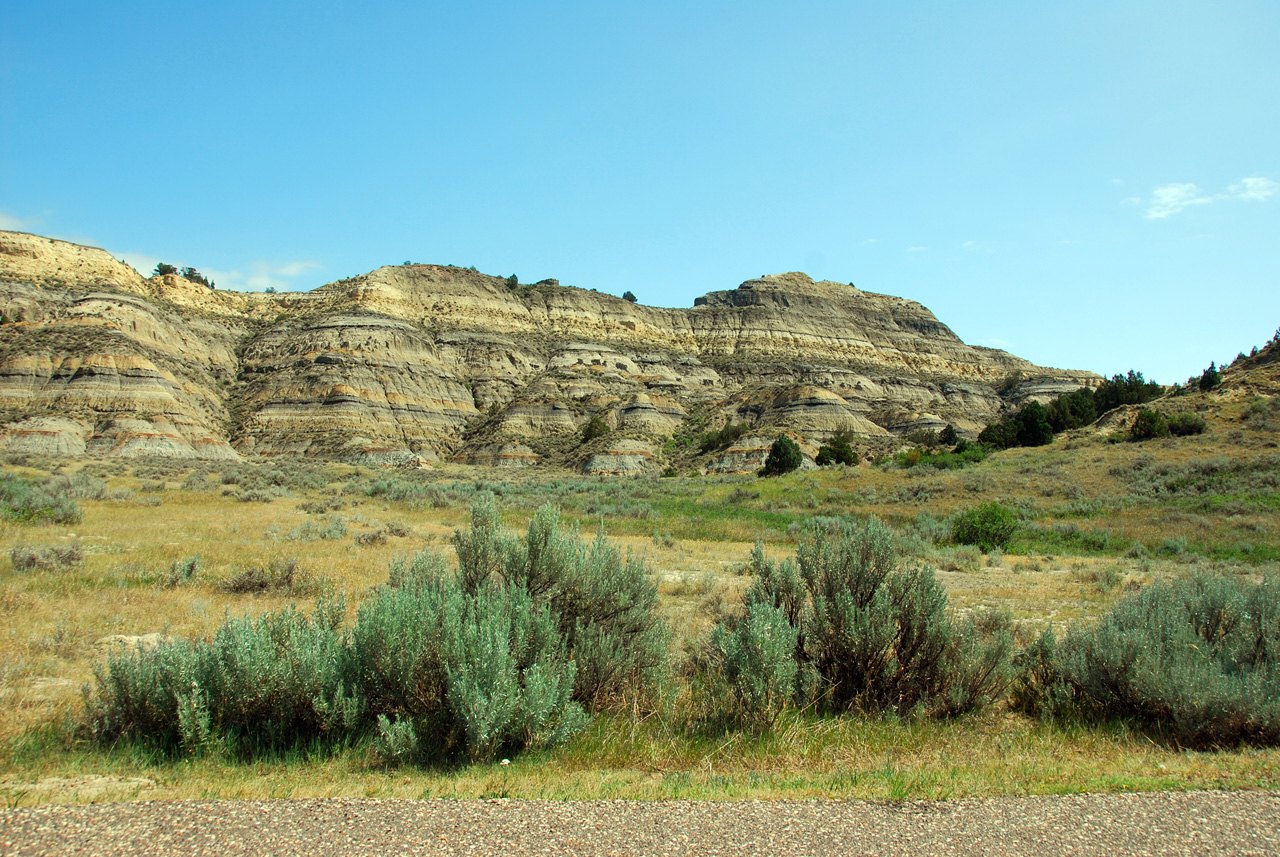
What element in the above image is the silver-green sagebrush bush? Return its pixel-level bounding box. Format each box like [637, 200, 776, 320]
[86, 494, 663, 765]
[453, 496, 669, 710]
[88, 587, 355, 757]
[712, 518, 1013, 722]
[1022, 574, 1280, 748]
[350, 560, 586, 763]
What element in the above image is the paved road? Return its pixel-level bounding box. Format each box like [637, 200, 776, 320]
[4, 791, 1279, 856]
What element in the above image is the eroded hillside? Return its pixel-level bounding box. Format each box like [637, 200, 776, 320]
[0, 230, 1096, 471]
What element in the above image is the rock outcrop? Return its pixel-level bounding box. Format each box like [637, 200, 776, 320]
[0, 230, 1097, 469]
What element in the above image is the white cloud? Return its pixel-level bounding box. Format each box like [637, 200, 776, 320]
[112, 251, 323, 290]
[1229, 176, 1279, 201]
[906, 246, 927, 253]
[860, 238, 880, 245]
[1142, 176, 1278, 219]
[204, 260, 323, 292]
[119, 252, 162, 277]
[983, 337, 1009, 348]
[962, 240, 977, 247]
[0, 212, 37, 231]
[1111, 178, 1125, 185]
[1145, 183, 1214, 219]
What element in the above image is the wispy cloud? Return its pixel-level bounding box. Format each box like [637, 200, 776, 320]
[205, 260, 323, 292]
[0, 212, 37, 231]
[906, 246, 927, 253]
[1142, 176, 1279, 219]
[1146, 183, 1214, 219]
[119, 252, 161, 277]
[962, 240, 977, 248]
[1229, 177, 1279, 201]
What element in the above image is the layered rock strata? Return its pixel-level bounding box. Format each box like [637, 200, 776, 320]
[0, 230, 1096, 469]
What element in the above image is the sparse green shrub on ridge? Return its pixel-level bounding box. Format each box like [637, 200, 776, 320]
[581, 414, 611, 443]
[1167, 411, 1207, 436]
[903, 428, 940, 448]
[699, 421, 748, 453]
[816, 431, 857, 466]
[1129, 408, 1170, 441]
[1199, 361, 1221, 392]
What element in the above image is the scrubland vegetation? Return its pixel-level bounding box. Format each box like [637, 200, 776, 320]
[0, 373, 1278, 805]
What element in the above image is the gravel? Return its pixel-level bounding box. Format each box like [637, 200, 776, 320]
[3, 790, 1279, 856]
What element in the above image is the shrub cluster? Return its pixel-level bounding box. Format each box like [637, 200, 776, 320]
[0, 473, 95, 525]
[981, 370, 1165, 448]
[711, 518, 1012, 724]
[892, 439, 990, 471]
[10, 540, 84, 571]
[978, 401, 1054, 449]
[1019, 574, 1280, 748]
[950, 502, 1018, 552]
[815, 431, 856, 466]
[581, 414, 611, 443]
[87, 496, 666, 764]
[699, 422, 748, 454]
[1129, 408, 1207, 441]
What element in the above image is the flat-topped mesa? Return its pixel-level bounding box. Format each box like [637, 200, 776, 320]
[0, 230, 1097, 468]
[687, 272, 1003, 377]
[313, 267, 1042, 382]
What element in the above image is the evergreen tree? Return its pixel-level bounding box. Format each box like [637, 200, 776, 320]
[1198, 362, 1221, 392]
[759, 436, 803, 477]
[1014, 401, 1054, 447]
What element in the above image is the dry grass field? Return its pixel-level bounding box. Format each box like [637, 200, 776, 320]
[0, 379, 1277, 805]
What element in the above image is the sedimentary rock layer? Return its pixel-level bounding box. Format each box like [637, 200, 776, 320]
[0, 230, 1096, 469]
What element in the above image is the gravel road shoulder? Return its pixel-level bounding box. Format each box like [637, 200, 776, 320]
[3, 790, 1279, 856]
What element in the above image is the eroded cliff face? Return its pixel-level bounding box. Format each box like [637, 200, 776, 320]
[0, 230, 1096, 471]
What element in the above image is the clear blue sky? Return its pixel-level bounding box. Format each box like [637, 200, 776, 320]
[3, 2, 1277, 385]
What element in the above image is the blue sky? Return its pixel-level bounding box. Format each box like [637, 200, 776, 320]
[2, 2, 1276, 385]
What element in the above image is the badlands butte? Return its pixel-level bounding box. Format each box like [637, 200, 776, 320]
[0, 230, 1096, 473]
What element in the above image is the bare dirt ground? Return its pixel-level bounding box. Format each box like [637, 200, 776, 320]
[4, 791, 1280, 856]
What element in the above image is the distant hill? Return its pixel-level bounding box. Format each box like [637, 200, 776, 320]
[0, 230, 1096, 472]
